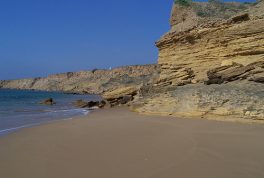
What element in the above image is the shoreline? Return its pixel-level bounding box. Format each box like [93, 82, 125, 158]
[1, 105, 263, 138]
[0, 108, 94, 136]
[1, 107, 264, 178]
[0, 116, 76, 136]
[0, 88, 101, 136]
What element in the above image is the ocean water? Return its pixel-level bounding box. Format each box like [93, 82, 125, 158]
[0, 89, 100, 135]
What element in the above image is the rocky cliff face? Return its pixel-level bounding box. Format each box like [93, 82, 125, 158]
[133, 1, 264, 122]
[0, 65, 160, 94]
[156, 7, 264, 87]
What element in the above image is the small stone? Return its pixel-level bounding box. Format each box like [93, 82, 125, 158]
[40, 98, 56, 105]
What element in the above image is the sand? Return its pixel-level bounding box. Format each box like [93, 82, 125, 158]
[0, 107, 264, 178]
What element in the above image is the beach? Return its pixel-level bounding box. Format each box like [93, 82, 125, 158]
[1, 107, 264, 178]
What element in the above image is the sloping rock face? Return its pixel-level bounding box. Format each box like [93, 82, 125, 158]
[134, 2, 264, 122]
[0, 65, 160, 94]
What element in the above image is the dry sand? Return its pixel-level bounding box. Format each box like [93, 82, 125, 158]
[0, 107, 264, 178]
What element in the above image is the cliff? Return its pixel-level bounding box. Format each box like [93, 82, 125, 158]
[0, 65, 160, 94]
[133, 1, 264, 122]
[156, 1, 264, 87]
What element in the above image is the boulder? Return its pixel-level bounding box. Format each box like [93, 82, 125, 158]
[40, 98, 56, 105]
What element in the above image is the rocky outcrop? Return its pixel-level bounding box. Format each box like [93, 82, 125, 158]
[133, 81, 264, 122]
[102, 86, 138, 107]
[134, 1, 264, 122]
[0, 65, 160, 95]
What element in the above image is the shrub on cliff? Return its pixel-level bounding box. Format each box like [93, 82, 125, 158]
[91, 68, 98, 73]
[174, 0, 192, 7]
[193, 0, 249, 19]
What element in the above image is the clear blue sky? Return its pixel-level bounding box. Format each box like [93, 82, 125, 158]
[0, 0, 255, 80]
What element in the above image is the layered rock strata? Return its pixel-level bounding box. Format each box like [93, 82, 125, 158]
[156, 13, 264, 87]
[135, 1, 264, 122]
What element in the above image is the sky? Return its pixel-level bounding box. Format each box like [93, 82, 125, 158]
[0, 0, 256, 80]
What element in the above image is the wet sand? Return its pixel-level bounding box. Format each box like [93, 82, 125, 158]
[0, 107, 264, 178]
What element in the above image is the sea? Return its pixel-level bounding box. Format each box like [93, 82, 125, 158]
[0, 89, 100, 135]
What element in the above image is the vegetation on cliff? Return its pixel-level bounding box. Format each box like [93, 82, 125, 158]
[174, 0, 192, 7]
[174, 0, 251, 19]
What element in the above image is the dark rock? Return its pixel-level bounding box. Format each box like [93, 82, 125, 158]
[98, 100, 106, 108]
[87, 101, 100, 108]
[73, 100, 102, 108]
[98, 100, 111, 108]
[120, 95, 133, 105]
[230, 13, 250, 23]
[40, 98, 56, 105]
[72, 100, 89, 108]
